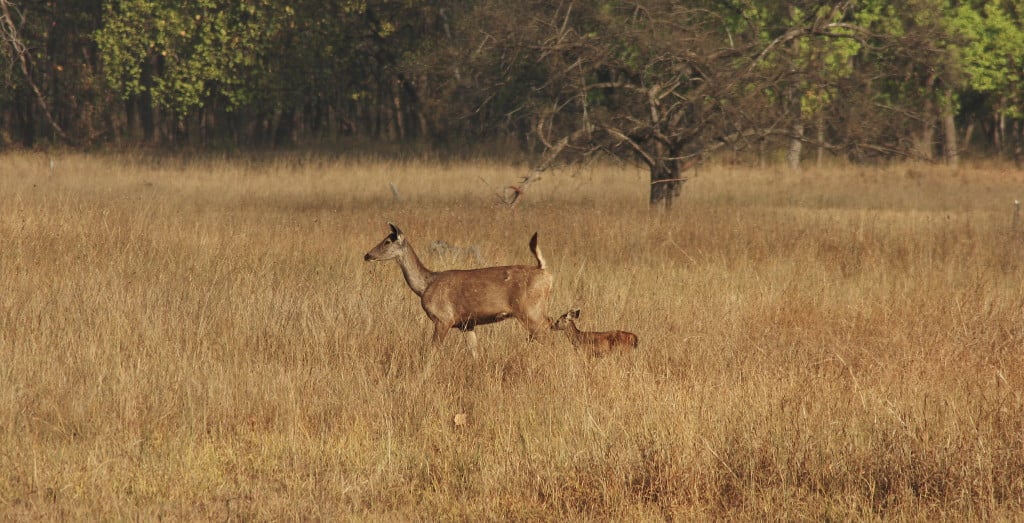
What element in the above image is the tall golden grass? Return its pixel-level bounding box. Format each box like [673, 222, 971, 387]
[1, 151, 1022, 519]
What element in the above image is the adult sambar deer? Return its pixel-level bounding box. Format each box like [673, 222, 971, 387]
[551, 308, 639, 356]
[364, 223, 553, 345]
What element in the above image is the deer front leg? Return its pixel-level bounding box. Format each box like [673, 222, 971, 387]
[463, 330, 479, 357]
[432, 321, 451, 344]
[523, 314, 550, 341]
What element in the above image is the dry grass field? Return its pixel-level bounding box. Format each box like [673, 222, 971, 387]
[1, 151, 1023, 520]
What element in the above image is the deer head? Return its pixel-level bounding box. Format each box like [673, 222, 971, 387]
[364, 223, 407, 262]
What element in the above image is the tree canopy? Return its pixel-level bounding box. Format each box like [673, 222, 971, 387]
[2, 0, 1024, 201]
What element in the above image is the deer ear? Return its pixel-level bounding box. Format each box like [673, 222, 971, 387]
[387, 223, 404, 239]
[570, 308, 581, 319]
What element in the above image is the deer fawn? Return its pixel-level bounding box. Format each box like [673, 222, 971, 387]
[551, 308, 638, 355]
[364, 223, 553, 345]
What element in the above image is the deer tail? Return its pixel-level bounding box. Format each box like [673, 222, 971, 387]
[530, 232, 546, 270]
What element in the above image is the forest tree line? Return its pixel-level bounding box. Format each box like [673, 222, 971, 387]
[2, 0, 1023, 204]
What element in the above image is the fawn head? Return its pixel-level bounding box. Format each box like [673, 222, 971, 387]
[551, 308, 581, 331]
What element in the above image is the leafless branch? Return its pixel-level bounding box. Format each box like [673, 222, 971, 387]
[0, 0, 74, 144]
[600, 125, 656, 168]
[651, 177, 688, 186]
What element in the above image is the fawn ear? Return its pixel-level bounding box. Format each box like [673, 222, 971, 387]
[570, 308, 581, 319]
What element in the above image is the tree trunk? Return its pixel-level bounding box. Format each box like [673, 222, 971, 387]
[274, 108, 296, 147]
[915, 73, 937, 161]
[139, 59, 156, 143]
[816, 112, 825, 168]
[14, 87, 34, 146]
[391, 76, 406, 140]
[997, 113, 1005, 156]
[942, 101, 958, 168]
[942, 115, 958, 167]
[788, 121, 803, 171]
[941, 88, 958, 167]
[1013, 120, 1023, 168]
[649, 160, 682, 209]
[785, 7, 803, 172]
[961, 121, 973, 153]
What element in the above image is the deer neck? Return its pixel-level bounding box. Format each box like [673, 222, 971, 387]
[395, 243, 434, 297]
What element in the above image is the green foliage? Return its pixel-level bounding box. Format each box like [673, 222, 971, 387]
[93, 0, 419, 122]
[3, 0, 1024, 152]
[95, 0, 285, 117]
[947, 2, 1024, 116]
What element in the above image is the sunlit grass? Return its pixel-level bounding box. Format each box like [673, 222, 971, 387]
[1, 151, 1022, 519]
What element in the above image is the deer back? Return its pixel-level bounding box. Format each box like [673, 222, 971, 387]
[421, 264, 553, 326]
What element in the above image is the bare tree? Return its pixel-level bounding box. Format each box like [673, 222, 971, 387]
[443, 2, 867, 207]
[0, 0, 72, 144]
[438, 1, 947, 208]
